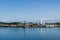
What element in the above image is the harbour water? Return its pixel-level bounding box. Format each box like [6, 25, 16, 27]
[0, 27, 60, 40]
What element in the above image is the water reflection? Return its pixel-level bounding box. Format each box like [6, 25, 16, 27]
[0, 28, 44, 36]
[0, 27, 60, 40]
[41, 28, 43, 34]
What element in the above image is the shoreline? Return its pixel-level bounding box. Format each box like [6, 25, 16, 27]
[0, 22, 60, 28]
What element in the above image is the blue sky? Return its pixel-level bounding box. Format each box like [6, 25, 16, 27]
[0, 0, 60, 22]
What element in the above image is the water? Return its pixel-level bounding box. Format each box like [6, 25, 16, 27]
[0, 27, 60, 40]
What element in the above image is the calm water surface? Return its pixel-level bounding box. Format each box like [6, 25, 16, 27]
[0, 27, 60, 40]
